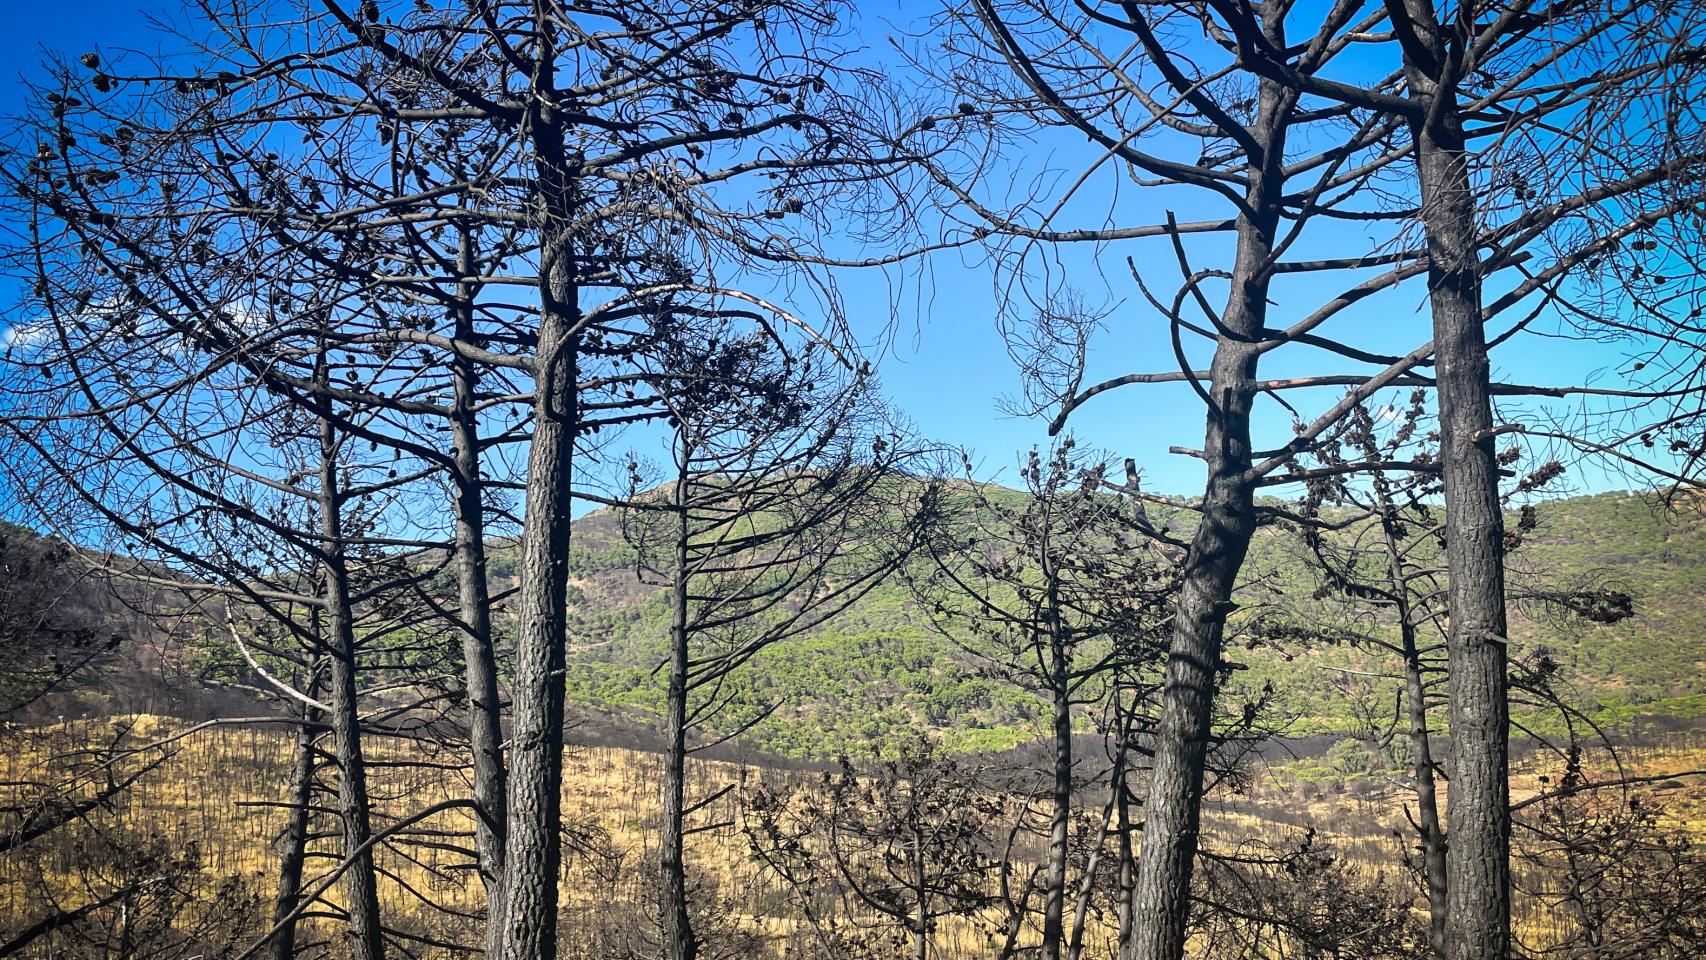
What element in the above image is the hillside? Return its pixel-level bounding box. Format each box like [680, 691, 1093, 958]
[16, 490, 1705, 760]
[538, 490, 1706, 759]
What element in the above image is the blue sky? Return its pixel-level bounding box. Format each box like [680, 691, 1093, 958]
[0, 1, 1668, 501]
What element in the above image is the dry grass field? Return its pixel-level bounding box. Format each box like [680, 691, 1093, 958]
[3, 717, 1702, 959]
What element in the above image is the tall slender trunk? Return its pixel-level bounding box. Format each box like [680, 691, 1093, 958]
[911, 821, 930, 960]
[1125, 68, 1288, 960]
[1041, 583, 1070, 960]
[316, 386, 386, 960]
[496, 12, 580, 957]
[1402, 614, 1449, 956]
[268, 672, 321, 960]
[1065, 751, 1122, 960]
[1424, 118, 1511, 960]
[496, 222, 579, 959]
[660, 449, 697, 960]
[1378, 494, 1449, 958]
[1115, 745, 1136, 955]
[1387, 4, 1513, 956]
[450, 230, 508, 957]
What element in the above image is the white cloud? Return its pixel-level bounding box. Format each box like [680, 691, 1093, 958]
[0, 322, 48, 352]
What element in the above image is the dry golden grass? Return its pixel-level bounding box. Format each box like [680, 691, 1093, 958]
[3, 717, 1701, 959]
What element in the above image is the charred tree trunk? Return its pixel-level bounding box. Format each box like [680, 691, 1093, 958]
[315, 382, 386, 960]
[1420, 111, 1512, 960]
[660, 453, 697, 960]
[1042, 577, 1070, 960]
[1125, 70, 1288, 960]
[497, 50, 581, 953]
[495, 259, 578, 957]
[450, 230, 508, 957]
[1116, 749, 1136, 956]
[911, 821, 930, 960]
[1387, 4, 1513, 957]
[267, 675, 321, 960]
[1402, 613, 1449, 957]
[1374, 477, 1448, 956]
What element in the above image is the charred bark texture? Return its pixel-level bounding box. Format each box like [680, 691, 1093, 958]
[267, 682, 321, 960]
[317, 405, 386, 960]
[1125, 70, 1288, 960]
[450, 231, 509, 958]
[496, 73, 581, 958]
[1386, 2, 1514, 955]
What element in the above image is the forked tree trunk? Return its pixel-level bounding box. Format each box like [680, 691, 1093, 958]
[1125, 70, 1288, 960]
[316, 405, 386, 960]
[450, 231, 508, 958]
[1387, 3, 1513, 956]
[1065, 748, 1123, 960]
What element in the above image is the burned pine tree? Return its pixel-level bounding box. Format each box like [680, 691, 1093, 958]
[924, 3, 1706, 958]
[1283, 396, 1646, 959]
[745, 740, 1010, 960]
[1, 1, 924, 956]
[613, 307, 929, 960]
[909, 441, 1174, 960]
[918, 6, 1453, 955]
[1212, 4, 1706, 956]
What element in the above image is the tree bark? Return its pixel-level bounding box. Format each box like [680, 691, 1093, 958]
[1386, 4, 1513, 957]
[1125, 70, 1287, 960]
[316, 396, 386, 960]
[495, 255, 578, 958]
[1423, 119, 1512, 960]
[450, 230, 509, 958]
[267, 677, 321, 960]
[1401, 612, 1450, 958]
[1041, 579, 1070, 960]
[496, 37, 581, 950]
[1378, 487, 1450, 958]
[660, 451, 697, 960]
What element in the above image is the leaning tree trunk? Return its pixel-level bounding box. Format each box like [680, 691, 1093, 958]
[1125, 72, 1287, 960]
[267, 674, 321, 960]
[660, 452, 697, 960]
[450, 230, 508, 958]
[1388, 4, 1513, 956]
[316, 404, 386, 960]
